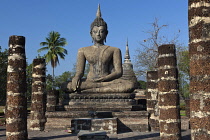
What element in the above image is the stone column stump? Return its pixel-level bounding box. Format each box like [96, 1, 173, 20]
[6, 35, 28, 140]
[29, 58, 46, 131]
[146, 71, 159, 131]
[47, 89, 59, 111]
[158, 44, 181, 140]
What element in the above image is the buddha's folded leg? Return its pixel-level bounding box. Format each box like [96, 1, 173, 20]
[81, 80, 135, 93]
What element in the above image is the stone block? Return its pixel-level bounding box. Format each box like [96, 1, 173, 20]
[71, 118, 117, 134]
[91, 118, 117, 134]
[71, 118, 92, 133]
[113, 111, 149, 133]
[78, 130, 109, 140]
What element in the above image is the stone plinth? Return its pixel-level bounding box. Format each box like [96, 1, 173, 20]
[63, 93, 141, 111]
[45, 111, 149, 133]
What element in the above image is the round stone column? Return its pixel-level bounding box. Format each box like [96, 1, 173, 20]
[46, 89, 59, 111]
[30, 58, 46, 131]
[189, 0, 210, 139]
[158, 44, 181, 140]
[146, 71, 159, 131]
[6, 35, 28, 140]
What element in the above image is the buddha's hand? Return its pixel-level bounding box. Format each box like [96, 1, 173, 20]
[93, 77, 105, 82]
[71, 77, 80, 91]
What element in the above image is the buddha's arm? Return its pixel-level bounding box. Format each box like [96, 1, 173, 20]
[94, 48, 122, 82]
[72, 48, 86, 90]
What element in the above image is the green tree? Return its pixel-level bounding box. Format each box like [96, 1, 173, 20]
[55, 71, 74, 89]
[134, 18, 182, 77]
[134, 18, 189, 99]
[38, 31, 68, 87]
[0, 47, 8, 105]
[138, 80, 146, 89]
[26, 63, 33, 100]
[177, 49, 190, 99]
[46, 74, 54, 90]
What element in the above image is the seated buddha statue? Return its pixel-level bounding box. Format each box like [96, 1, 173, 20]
[65, 5, 136, 93]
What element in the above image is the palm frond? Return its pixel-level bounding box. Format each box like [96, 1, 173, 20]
[57, 52, 65, 59]
[40, 42, 48, 46]
[38, 31, 68, 79]
[37, 46, 49, 53]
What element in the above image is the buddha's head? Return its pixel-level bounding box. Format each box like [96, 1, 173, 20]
[90, 4, 108, 44]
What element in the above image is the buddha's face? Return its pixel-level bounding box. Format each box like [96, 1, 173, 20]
[91, 26, 107, 43]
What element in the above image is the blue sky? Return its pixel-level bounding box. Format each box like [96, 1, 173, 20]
[0, 0, 188, 79]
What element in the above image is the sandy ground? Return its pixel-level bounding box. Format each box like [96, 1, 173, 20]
[0, 125, 191, 140]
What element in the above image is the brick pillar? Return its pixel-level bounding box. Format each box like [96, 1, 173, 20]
[189, 1, 210, 139]
[30, 58, 46, 131]
[46, 89, 59, 111]
[146, 71, 159, 131]
[6, 35, 28, 140]
[158, 44, 181, 140]
[185, 99, 190, 118]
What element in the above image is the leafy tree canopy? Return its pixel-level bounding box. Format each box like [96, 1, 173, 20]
[38, 31, 68, 88]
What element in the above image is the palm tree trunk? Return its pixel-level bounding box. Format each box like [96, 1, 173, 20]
[52, 67, 55, 89]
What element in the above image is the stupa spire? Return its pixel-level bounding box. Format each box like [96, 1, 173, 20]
[124, 38, 131, 63]
[96, 4, 102, 18]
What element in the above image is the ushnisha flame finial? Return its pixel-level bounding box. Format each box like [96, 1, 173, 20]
[96, 4, 102, 18]
[90, 4, 107, 31]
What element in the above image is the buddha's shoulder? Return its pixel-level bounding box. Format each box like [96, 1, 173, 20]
[107, 46, 121, 52]
[98, 45, 120, 51]
[78, 45, 121, 51]
[78, 46, 92, 52]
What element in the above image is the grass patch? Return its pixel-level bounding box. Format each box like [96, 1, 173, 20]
[0, 106, 5, 114]
[180, 110, 186, 116]
[0, 106, 5, 126]
[0, 117, 5, 126]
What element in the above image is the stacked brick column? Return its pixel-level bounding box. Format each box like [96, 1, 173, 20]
[189, 1, 210, 139]
[158, 44, 181, 140]
[30, 58, 46, 131]
[46, 89, 59, 111]
[6, 36, 28, 140]
[146, 71, 159, 131]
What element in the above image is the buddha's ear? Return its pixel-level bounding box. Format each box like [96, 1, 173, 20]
[105, 30, 108, 38]
[104, 30, 108, 43]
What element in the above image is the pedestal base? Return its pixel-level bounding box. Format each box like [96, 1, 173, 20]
[45, 111, 149, 133]
[63, 93, 139, 111]
[45, 92, 149, 132]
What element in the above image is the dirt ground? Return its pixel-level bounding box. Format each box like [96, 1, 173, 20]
[0, 126, 191, 140]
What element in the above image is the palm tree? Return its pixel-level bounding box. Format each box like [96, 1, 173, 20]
[38, 31, 68, 88]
